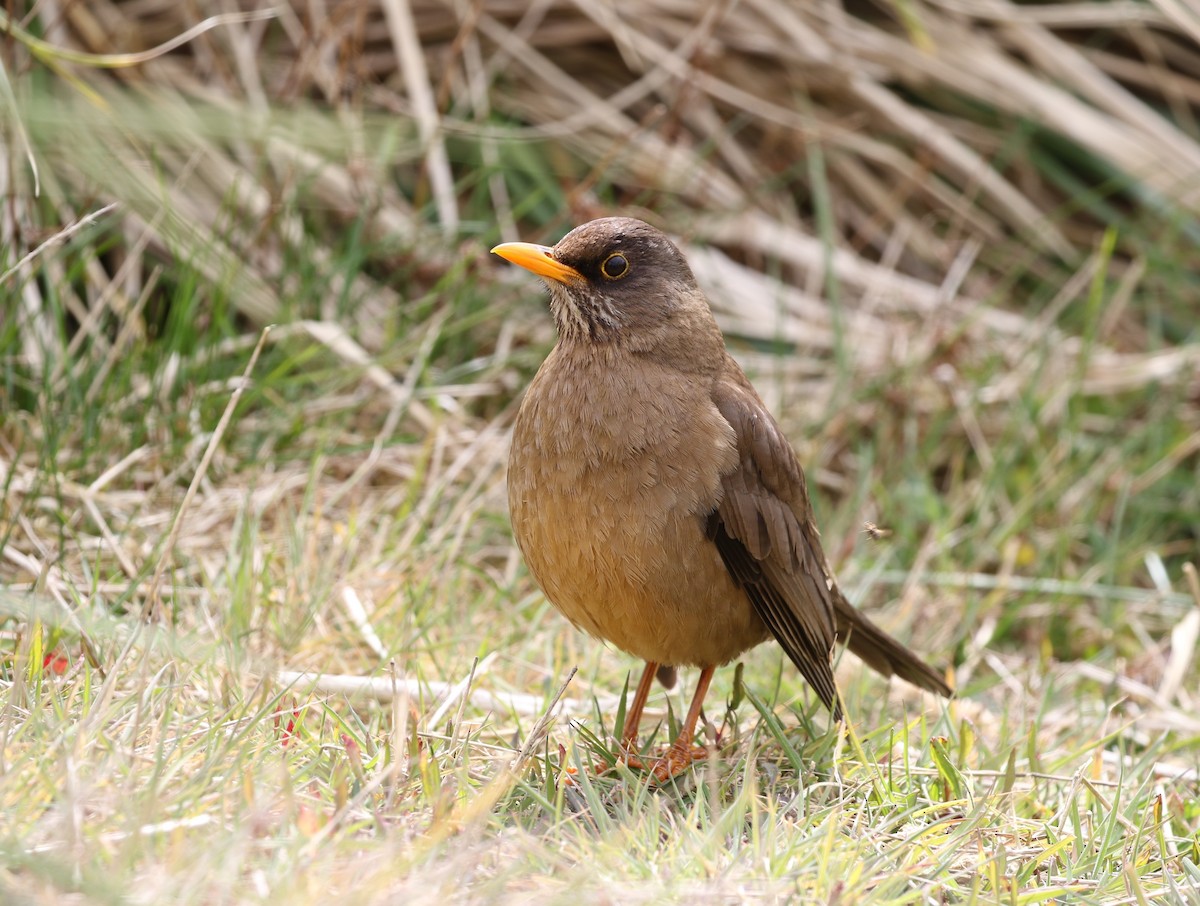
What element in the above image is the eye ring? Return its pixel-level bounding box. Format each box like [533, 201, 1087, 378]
[601, 252, 630, 280]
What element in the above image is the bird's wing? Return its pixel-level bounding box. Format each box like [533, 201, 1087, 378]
[708, 370, 842, 717]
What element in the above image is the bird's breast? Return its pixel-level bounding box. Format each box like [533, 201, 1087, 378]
[510, 349, 736, 529]
[507, 348, 768, 666]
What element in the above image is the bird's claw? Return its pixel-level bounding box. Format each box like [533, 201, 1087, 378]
[595, 742, 711, 782]
[648, 743, 710, 783]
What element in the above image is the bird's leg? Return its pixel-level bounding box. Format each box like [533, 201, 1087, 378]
[650, 666, 715, 783]
[595, 662, 659, 773]
[619, 661, 658, 755]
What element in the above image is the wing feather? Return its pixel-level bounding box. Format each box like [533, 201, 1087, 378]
[708, 373, 842, 717]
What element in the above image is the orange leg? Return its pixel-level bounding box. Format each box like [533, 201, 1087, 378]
[620, 661, 658, 754]
[650, 666, 715, 783]
[595, 662, 659, 773]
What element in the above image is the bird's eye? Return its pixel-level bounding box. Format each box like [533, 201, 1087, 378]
[601, 253, 630, 280]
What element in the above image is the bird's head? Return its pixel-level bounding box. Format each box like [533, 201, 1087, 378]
[492, 217, 716, 353]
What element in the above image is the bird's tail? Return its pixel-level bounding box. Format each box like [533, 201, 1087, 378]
[832, 589, 953, 698]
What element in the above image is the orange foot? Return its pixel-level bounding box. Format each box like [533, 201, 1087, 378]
[592, 746, 649, 775]
[647, 742, 711, 783]
[595, 743, 710, 781]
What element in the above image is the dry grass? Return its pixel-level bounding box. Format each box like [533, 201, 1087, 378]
[2, 1, 1199, 903]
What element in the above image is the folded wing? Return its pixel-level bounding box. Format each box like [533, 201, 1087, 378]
[707, 373, 842, 718]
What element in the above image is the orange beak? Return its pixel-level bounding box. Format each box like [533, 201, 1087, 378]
[491, 241, 584, 285]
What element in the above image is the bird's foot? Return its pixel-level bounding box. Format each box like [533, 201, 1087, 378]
[647, 742, 710, 783]
[592, 743, 649, 775]
[596, 742, 711, 781]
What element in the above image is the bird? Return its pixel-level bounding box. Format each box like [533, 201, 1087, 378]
[493, 217, 952, 782]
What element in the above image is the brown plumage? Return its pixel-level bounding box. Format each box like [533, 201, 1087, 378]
[494, 217, 951, 781]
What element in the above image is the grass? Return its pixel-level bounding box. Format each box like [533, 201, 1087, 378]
[3, 1, 1200, 903]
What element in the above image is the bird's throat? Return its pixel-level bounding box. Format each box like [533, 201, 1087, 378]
[549, 285, 624, 344]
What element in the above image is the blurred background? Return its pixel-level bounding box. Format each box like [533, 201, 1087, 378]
[1, 2, 1198, 899]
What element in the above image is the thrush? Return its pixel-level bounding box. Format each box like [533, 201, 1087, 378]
[493, 217, 951, 782]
